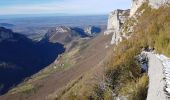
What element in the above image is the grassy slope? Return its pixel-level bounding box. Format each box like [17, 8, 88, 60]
[92, 3, 170, 100]
[52, 34, 112, 100]
[1, 3, 170, 100]
[0, 33, 112, 100]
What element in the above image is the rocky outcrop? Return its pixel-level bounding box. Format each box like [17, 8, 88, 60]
[149, 0, 170, 8]
[104, 9, 130, 44]
[130, 0, 145, 16]
[55, 26, 71, 33]
[0, 27, 13, 42]
[130, 0, 170, 16]
[84, 26, 101, 36]
[105, 0, 170, 45]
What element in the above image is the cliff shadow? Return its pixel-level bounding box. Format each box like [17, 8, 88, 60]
[0, 39, 65, 95]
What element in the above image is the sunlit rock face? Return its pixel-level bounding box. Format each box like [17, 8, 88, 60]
[55, 26, 71, 33]
[104, 9, 130, 44]
[84, 26, 101, 36]
[149, 0, 170, 8]
[105, 0, 170, 45]
[130, 0, 170, 16]
[106, 9, 130, 32]
[130, 0, 145, 16]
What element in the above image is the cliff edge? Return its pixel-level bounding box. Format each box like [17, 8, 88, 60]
[105, 0, 170, 45]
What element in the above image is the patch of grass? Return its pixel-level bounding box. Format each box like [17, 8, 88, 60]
[53, 76, 83, 100]
[11, 84, 35, 94]
[31, 74, 49, 82]
[119, 74, 149, 100]
[135, 4, 170, 56]
[49, 62, 103, 100]
[59, 48, 78, 70]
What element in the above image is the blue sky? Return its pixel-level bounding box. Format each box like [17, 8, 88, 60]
[0, 0, 131, 15]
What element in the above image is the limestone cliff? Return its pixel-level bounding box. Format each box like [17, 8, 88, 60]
[105, 0, 170, 45]
[149, 0, 170, 8]
[130, 0, 145, 16]
[104, 9, 130, 44]
[130, 0, 170, 16]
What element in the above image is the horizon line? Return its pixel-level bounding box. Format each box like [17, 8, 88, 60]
[0, 13, 108, 19]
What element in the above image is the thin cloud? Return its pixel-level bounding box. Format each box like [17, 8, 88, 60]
[0, 0, 131, 15]
[0, 4, 65, 15]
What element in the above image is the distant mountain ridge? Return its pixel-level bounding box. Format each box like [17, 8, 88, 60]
[0, 23, 15, 28]
[0, 25, 102, 94]
[43, 26, 102, 44]
[0, 27, 65, 94]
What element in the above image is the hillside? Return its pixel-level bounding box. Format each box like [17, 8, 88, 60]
[92, 0, 170, 100]
[47, 0, 170, 100]
[0, 32, 112, 100]
[43, 26, 102, 45]
[0, 22, 106, 99]
[0, 0, 170, 100]
[0, 27, 65, 95]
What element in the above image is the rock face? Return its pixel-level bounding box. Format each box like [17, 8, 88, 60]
[149, 0, 170, 8]
[55, 26, 71, 33]
[84, 26, 101, 36]
[130, 0, 145, 16]
[104, 9, 130, 44]
[107, 9, 130, 32]
[105, 0, 170, 45]
[0, 27, 13, 42]
[130, 0, 170, 16]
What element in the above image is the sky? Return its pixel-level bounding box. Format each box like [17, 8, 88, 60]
[0, 0, 131, 16]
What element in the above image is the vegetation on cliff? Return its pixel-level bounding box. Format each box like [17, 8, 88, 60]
[92, 3, 170, 100]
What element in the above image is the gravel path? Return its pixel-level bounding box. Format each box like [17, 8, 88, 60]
[146, 52, 167, 100]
